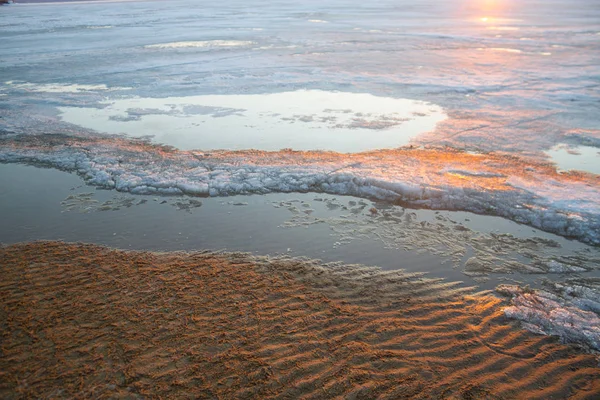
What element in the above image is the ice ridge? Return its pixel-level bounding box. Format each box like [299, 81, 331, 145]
[0, 135, 598, 245]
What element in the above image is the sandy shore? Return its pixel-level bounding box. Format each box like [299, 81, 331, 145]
[1, 241, 599, 399]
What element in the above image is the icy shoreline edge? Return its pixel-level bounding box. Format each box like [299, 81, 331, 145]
[1, 135, 598, 246]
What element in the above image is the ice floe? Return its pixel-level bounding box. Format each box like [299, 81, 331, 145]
[477, 48, 523, 54]
[497, 281, 600, 352]
[4, 81, 131, 93]
[61, 192, 202, 213]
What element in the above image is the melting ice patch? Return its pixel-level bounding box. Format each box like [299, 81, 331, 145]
[546, 144, 600, 175]
[476, 48, 552, 56]
[57, 90, 446, 152]
[487, 27, 521, 31]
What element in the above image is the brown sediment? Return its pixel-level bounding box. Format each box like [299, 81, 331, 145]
[0, 241, 598, 399]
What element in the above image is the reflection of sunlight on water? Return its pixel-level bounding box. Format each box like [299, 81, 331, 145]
[57, 90, 447, 153]
[478, 47, 522, 53]
[474, 0, 518, 20]
[546, 145, 600, 175]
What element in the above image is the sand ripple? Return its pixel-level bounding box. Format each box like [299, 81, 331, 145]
[1, 242, 598, 398]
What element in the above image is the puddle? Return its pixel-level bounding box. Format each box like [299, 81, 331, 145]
[57, 90, 446, 152]
[546, 144, 600, 175]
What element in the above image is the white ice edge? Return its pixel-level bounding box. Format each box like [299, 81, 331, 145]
[0, 138, 598, 246]
[145, 40, 256, 49]
[4, 81, 132, 93]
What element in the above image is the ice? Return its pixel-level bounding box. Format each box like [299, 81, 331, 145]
[486, 27, 521, 31]
[270, 195, 600, 278]
[145, 40, 255, 49]
[497, 282, 600, 352]
[478, 48, 523, 54]
[0, 134, 598, 245]
[4, 81, 131, 93]
[0, 0, 599, 246]
[1, 0, 598, 159]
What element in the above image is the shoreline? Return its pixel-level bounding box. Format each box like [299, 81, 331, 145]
[1, 132, 597, 247]
[1, 241, 599, 398]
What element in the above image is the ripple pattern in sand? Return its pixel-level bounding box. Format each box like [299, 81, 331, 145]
[0, 242, 598, 398]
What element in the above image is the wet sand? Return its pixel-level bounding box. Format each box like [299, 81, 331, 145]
[1, 241, 598, 399]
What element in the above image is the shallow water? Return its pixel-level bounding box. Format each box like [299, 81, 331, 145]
[545, 144, 600, 175]
[56, 90, 446, 152]
[2, 164, 598, 292]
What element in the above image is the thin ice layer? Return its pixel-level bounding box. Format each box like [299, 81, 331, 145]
[0, 134, 598, 245]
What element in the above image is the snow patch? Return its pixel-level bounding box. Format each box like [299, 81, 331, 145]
[145, 40, 255, 49]
[478, 47, 523, 54]
[4, 81, 131, 93]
